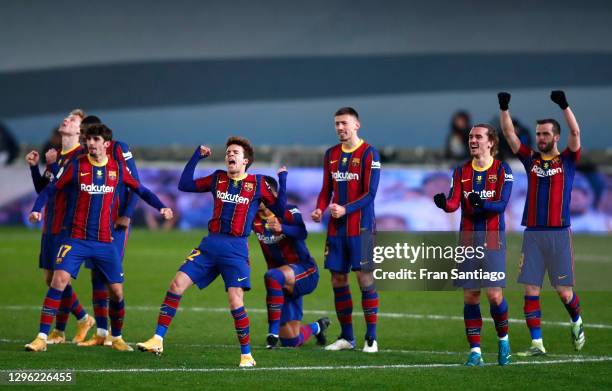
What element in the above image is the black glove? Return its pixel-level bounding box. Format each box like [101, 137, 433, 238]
[497, 92, 511, 111]
[551, 90, 569, 110]
[433, 193, 447, 209]
[468, 192, 483, 208]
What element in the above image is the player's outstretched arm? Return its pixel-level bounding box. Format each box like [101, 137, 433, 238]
[498, 92, 521, 154]
[121, 165, 170, 217]
[31, 183, 56, 214]
[551, 90, 581, 152]
[178, 145, 212, 192]
[117, 141, 141, 220]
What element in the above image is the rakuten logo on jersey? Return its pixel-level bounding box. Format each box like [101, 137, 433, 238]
[332, 171, 360, 182]
[531, 165, 562, 177]
[256, 232, 285, 244]
[80, 183, 115, 195]
[216, 190, 250, 205]
[463, 190, 496, 199]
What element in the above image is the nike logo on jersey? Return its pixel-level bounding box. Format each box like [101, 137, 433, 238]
[218, 180, 227, 183]
[80, 172, 90, 176]
[461, 178, 471, 182]
[558, 274, 567, 279]
[330, 160, 338, 164]
[237, 277, 248, 282]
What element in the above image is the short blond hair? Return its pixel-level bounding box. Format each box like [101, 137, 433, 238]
[69, 109, 86, 119]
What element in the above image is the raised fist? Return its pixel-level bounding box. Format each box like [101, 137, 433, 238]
[25, 150, 40, 166]
[497, 92, 511, 111]
[550, 90, 569, 110]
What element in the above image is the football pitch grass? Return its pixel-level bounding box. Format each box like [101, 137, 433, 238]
[1, 227, 611, 389]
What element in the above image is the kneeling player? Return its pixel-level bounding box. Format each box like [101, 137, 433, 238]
[254, 176, 329, 349]
[434, 124, 513, 366]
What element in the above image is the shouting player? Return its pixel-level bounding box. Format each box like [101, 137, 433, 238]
[498, 91, 585, 356]
[24, 110, 95, 344]
[311, 107, 381, 352]
[137, 137, 287, 367]
[25, 124, 173, 352]
[254, 176, 330, 349]
[434, 124, 513, 366]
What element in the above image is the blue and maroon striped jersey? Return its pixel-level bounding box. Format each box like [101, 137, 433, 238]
[316, 140, 380, 237]
[445, 159, 513, 236]
[178, 148, 287, 238]
[32, 155, 165, 243]
[29, 144, 85, 235]
[516, 144, 579, 228]
[252, 205, 315, 269]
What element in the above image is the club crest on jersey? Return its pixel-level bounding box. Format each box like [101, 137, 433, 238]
[108, 170, 117, 180]
[351, 157, 360, 167]
[488, 174, 497, 183]
[243, 182, 254, 192]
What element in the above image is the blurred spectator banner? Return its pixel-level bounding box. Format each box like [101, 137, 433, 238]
[2, 165, 611, 232]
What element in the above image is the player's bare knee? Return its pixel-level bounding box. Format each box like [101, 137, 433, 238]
[108, 284, 123, 301]
[331, 272, 348, 287]
[227, 288, 244, 310]
[356, 271, 374, 288]
[169, 278, 186, 295]
[50, 271, 70, 291]
[486, 289, 503, 305]
[463, 289, 480, 304]
[556, 286, 573, 303]
[169, 272, 192, 295]
[525, 285, 541, 296]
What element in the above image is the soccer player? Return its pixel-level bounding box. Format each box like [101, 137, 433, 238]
[76, 116, 142, 348]
[433, 124, 513, 366]
[24, 124, 173, 352]
[24, 110, 95, 344]
[311, 107, 381, 352]
[253, 176, 330, 349]
[497, 91, 585, 355]
[137, 137, 287, 367]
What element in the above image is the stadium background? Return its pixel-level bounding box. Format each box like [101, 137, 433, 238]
[1, 0, 611, 232]
[1, 1, 611, 388]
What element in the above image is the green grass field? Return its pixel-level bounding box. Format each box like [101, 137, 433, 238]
[1, 227, 611, 389]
